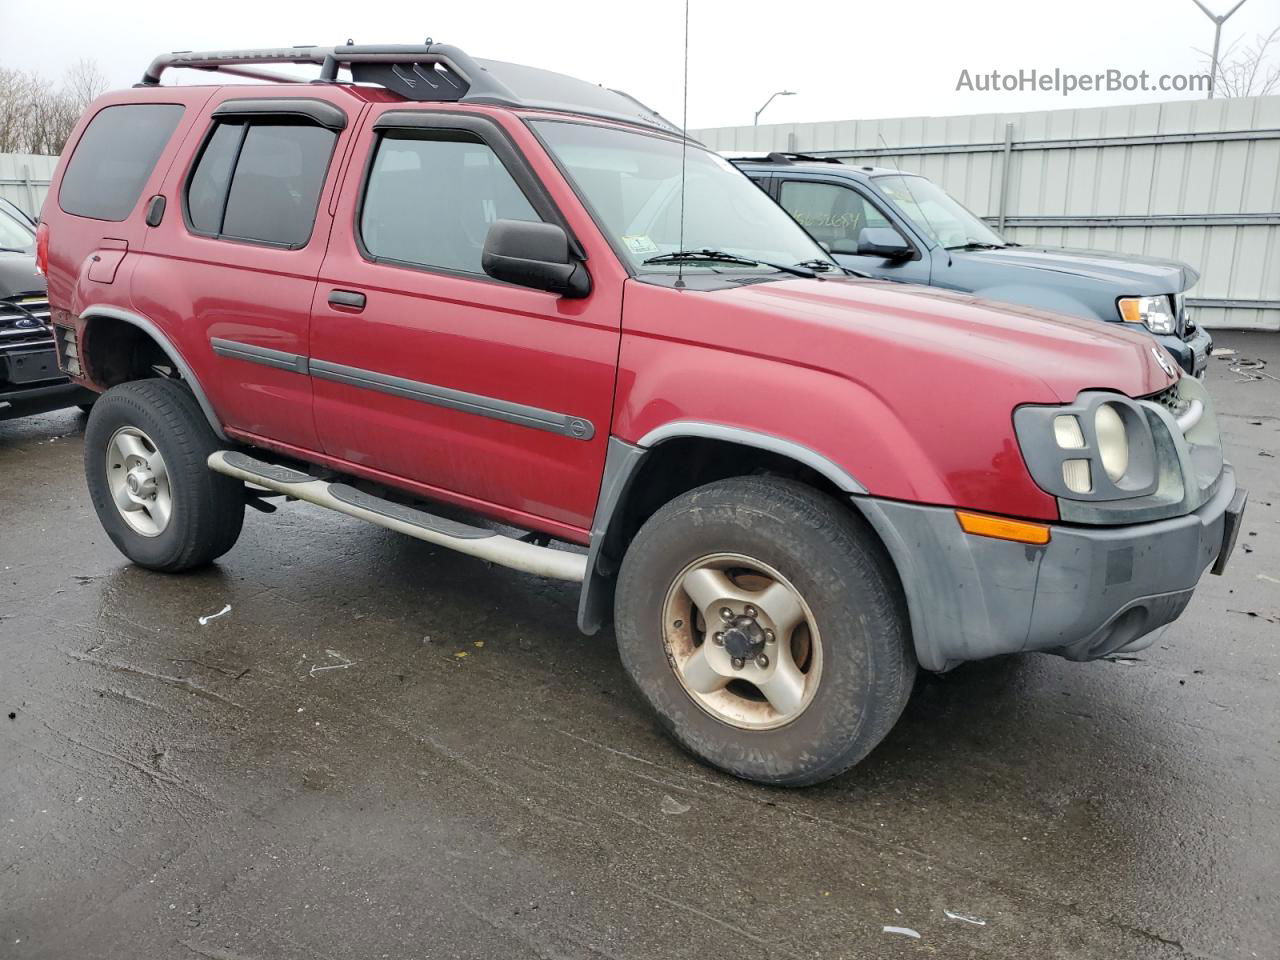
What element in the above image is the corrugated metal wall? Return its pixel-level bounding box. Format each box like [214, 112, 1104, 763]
[0, 154, 58, 218]
[692, 95, 1280, 332]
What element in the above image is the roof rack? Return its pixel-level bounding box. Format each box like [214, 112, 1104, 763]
[138, 43, 683, 135]
[727, 152, 846, 165]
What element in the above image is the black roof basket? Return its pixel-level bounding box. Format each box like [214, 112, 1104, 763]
[138, 43, 684, 136]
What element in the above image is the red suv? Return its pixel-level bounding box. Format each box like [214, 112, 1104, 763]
[41, 44, 1246, 786]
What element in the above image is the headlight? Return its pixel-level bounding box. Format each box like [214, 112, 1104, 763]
[1094, 403, 1129, 481]
[1118, 295, 1177, 335]
[1014, 393, 1158, 502]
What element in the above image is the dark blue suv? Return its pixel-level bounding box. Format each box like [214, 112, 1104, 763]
[733, 154, 1211, 377]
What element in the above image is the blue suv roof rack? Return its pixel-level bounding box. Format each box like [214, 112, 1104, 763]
[138, 42, 682, 135]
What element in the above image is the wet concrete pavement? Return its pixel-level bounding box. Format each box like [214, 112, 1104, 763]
[2, 333, 1278, 960]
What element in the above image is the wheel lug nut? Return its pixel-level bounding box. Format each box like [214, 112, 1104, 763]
[744, 605, 758, 618]
[764, 630, 775, 643]
[719, 607, 733, 621]
[731, 657, 745, 671]
[713, 632, 725, 645]
[755, 654, 769, 669]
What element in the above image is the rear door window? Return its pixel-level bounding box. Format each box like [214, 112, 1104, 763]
[185, 121, 337, 248]
[58, 103, 184, 221]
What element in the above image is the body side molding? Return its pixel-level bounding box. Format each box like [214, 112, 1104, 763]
[211, 337, 309, 374]
[80, 305, 227, 440]
[310, 358, 596, 440]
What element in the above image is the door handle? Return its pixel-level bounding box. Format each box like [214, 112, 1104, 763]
[328, 289, 366, 311]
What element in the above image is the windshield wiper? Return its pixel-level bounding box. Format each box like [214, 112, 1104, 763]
[795, 259, 837, 273]
[643, 249, 816, 278]
[946, 241, 1006, 251]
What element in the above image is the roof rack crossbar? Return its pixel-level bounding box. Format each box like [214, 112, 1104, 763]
[138, 43, 517, 104]
[136, 42, 682, 135]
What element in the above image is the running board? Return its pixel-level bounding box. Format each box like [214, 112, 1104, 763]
[207, 451, 587, 582]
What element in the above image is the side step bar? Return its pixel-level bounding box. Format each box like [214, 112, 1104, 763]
[207, 451, 587, 582]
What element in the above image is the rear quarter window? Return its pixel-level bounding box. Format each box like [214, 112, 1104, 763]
[184, 120, 338, 248]
[58, 103, 184, 222]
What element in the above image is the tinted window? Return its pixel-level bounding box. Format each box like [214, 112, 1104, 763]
[185, 121, 337, 247]
[186, 123, 241, 234]
[360, 133, 539, 274]
[778, 181, 894, 255]
[59, 104, 184, 221]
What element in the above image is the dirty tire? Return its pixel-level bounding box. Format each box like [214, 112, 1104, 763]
[614, 477, 916, 787]
[85, 378, 243, 571]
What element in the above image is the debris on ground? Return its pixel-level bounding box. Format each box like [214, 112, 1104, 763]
[1259, 575, 1280, 586]
[882, 926, 921, 939]
[660, 795, 691, 815]
[197, 604, 232, 625]
[1228, 609, 1280, 624]
[1211, 348, 1237, 358]
[1227, 357, 1279, 382]
[944, 909, 987, 926]
[308, 650, 355, 676]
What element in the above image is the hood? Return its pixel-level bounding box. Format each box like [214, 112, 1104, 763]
[951, 245, 1198, 294]
[0, 250, 45, 300]
[722, 277, 1178, 401]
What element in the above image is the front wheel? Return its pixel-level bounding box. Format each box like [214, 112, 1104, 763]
[85, 378, 244, 572]
[614, 477, 916, 786]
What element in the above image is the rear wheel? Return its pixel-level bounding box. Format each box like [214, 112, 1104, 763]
[614, 476, 915, 786]
[85, 378, 243, 571]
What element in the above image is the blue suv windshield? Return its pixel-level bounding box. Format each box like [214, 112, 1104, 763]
[874, 174, 1005, 249]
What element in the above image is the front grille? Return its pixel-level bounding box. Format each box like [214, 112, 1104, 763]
[0, 294, 53, 352]
[1148, 383, 1191, 417]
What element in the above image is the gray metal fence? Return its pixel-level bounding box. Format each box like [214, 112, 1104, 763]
[692, 94, 1280, 332]
[0, 154, 57, 218]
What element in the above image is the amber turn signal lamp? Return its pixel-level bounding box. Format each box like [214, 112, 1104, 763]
[955, 510, 1051, 545]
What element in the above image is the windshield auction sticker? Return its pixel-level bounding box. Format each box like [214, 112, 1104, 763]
[622, 235, 660, 256]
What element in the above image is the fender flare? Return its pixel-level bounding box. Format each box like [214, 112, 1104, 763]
[576, 422, 866, 634]
[79, 305, 227, 440]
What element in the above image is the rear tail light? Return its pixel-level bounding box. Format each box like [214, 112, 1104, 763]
[35, 222, 49, 276]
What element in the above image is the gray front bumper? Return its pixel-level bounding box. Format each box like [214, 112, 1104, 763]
[854, 464, 1238, 671]
[1155, 324, 1212, 378]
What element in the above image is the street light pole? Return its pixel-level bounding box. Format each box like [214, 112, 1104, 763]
[1190, 0, 1251, 98]
[754, 90, 796, 126]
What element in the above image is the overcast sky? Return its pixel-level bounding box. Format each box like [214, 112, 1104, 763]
[2, 0, 1277, 130]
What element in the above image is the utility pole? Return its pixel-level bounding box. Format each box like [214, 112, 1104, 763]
[1191, 0, 1251, 98]
[754, 91, 796, 127]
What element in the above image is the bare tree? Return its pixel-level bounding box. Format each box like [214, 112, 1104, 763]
[0, 60, 110, 155]
[1196, 26, 1280, 97]
[63, 60, 109, 113]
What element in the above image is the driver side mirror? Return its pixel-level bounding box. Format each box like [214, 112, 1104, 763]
[482, 220, 591, 298]
[851, 226, 913, 260]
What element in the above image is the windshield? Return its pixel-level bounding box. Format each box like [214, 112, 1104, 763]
[0, 204, 35, 253]
[873, 174, 1004, 249]
[533, 120, 833, 275]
